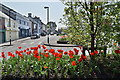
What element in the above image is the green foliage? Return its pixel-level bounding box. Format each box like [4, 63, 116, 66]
[60, 1, 120, 48]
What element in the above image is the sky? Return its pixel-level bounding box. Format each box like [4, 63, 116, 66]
[1, 0, 66, 29]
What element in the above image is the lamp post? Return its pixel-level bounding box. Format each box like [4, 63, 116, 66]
[44, 7, 49, 44]
[9, 9, 12, 45]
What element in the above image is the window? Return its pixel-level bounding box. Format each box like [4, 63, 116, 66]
[13, 23, 15, 28]
[24, 21, 26, 25]
[19, 20, 21, 24]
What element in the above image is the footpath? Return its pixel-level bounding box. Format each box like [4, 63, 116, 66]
[0, 37, 30, 47]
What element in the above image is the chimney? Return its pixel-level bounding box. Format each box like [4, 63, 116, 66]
[28, 13, 32, 17]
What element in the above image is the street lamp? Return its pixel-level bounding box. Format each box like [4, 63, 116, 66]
[9, 9, 12, 45]
[44, 6, 50, 44]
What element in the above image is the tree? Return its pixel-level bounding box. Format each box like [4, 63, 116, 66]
[60, 0, 120, 52]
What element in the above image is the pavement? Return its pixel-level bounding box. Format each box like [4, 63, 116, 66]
[0, 37, 30, 47]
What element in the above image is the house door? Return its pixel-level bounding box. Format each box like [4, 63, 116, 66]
[0, 32, 5, 44]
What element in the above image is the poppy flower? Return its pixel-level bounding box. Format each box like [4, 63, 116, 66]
[94, 51, 98, 54]
[57, 49, 63, 53]
[115, 50, 120, 54]
[1, 52, 6, 58]
[11, 54, 15, 57]
[49, 49, 55, 53]
[18, 47, 22, 49]
[19, 53, 23, 58]
[54, 53, 58, 57]
[19, 51, 24, 53]
[64, 52, 68, 55]
[37, 56, 41, 61]
[26, 52, 30, 55]
[68, 50, 74, 56]
[24, 50, 26, 52]
[71, 61, 77, 66]
[56, 58, 60, 60]
[44, 54, 49, 58]
[26, 48, 29, 50]
[8, 52, 12, 56]
[69, 56, 74, 59]
[57, 53, 62, 58]
[33, 50, 38, 55]
[43, 66, 48, 68]
[40, 53, 44, 55]
[15, 50, 20, 55]
[42, 45, 46, 49]
[81, 54, 87, 60]
[44, 49, 48, 52]
[78, 58, 83, 62]
[90, 52, 95, 56]
[74, 48, 79, 55]
[38, 45, 41, 48]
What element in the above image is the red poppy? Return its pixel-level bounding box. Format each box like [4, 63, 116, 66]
[8, 52, 12, 56]
[42, 45, 46, 49]
[19, 53, 23, 58]
[26, 52, 30, 55]
[15, 50, 20, 55]
[81, 54, 87, 60]
[18, 47, 22, 49]
[71, 61, 77, 66]
[37, 56, 41, 61]
[49, 49, 55, 53]
[1, 52, 6, 58]
[57, 49, 63, 53]
[40, 53, 44, 55]
[38, 45, 41, 48]
[64, 52, 68, 55]
[19, 51, 24, 53]
[43, 66, 48, 68]
[44, 54, 49, 58]
[33, 50, 38, 55]
[90, 52, 95, 56]
[68, 50, 74, 56]
[26, 48, 29, 50]
[94, 51, 99, 54]
[115, 50, 120, 54]
[54, 53, 58, 57]
[74, 48, 79, 55]
[56, 58, 60, 60]
[24, 50, 26, 52]
[44, 49, 48, 52]
[11, 54, 15, 57]
[78, 58, 83, 62]
[57, 53, 62, 58]
[69, 56, 74, 59]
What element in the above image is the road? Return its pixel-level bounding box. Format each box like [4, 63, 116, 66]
[0, 35, 84, 61]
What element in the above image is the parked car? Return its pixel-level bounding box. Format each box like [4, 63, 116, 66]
[31, 33, 40, 39]
[50, 32, 54, 35]
[41, 32, 46, 36]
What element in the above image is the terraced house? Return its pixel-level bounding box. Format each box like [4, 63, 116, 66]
[16, 12, 30, 38]
[0, 4, 19, 43]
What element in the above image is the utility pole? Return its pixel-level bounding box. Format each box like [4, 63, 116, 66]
[44, 7, 50, 44]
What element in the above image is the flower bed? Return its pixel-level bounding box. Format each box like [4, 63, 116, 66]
[0, 45, 120, 79]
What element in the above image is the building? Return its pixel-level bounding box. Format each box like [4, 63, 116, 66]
[41, 22, 47, 34]
[16, 12, 30, 38]
[0, 16, 6, 43]
[0, 3, 19, 42]
[27, 13, 42, 35]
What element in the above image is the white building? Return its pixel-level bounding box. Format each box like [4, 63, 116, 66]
[16, 12, 30, 38]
